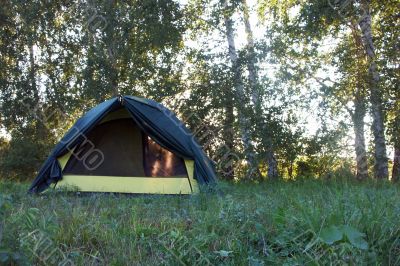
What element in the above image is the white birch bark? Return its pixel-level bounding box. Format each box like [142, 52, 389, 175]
[358, 0, 389, 179]
[352, 97, 369, 180]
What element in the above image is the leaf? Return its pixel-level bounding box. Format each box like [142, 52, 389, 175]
[214, 250, 233, 258]
[320, 225, 369, 250]
[340, 225, 369, 250]
[170, 230, 179, 238]
[319, 226, 342, 245]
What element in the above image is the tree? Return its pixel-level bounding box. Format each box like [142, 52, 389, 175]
[329, 35, 370, 180]
[241, 0, 279, 178]
[0, 0, 188, 179]
[373, 0, 400, 181]
[358, 0, 388, 179]
[181, 0, 306, 180]
[258, 0, 397, 179]
[76, 0, 186, 102]
[222, 0, 259, 179]
[175, 50, 238, 179]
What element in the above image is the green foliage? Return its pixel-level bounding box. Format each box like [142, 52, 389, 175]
[0, 126, 54, 181]
[1, 179, 400, 264]
[0, 0, 398, 181]
[320, 225, 368, 249]
[260, 0, 399, 180]
[0, 0, 187, 181]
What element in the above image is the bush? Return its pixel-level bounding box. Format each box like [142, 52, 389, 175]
[0, 126, 54, 181]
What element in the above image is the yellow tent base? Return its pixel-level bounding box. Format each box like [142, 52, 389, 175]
[56, 175, 199, 194]
[56, 146, 200, 194]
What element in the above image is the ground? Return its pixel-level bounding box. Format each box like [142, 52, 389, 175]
[0, 178, 399, 265]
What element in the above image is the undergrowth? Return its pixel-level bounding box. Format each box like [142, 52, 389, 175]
[0, 178, 399, 265]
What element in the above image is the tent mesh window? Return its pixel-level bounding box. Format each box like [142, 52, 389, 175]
[143, 136, 187, 177]
[63, 118, 187, 177]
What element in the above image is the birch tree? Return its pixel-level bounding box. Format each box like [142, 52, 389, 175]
[241, 0, 279, 178]
[358, 0, 388, 179]
[223, 0, 259, 179]
[374, 0, 400, 181]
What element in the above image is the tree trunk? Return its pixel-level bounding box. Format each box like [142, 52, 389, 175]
[223, 0, 258, 179]
[241, 0, 278, 179]
[288, 162, 294, 179]
[348, 22, 370, 180]
[111, 69, 119, 96]
[29, 44, 39, 103]
[359, 0, 388, 179]
[29, 44, 49, 141]
[352, 99, 369, 180]
[267, 150, 278, 179]
[267, 150, 279, 179]
[392, 109, 400, 181]
[0, 218, 3, 248]
[241, 0, 259, 107]
[222, 88, 235, 179]
[393, 143, 400, 182]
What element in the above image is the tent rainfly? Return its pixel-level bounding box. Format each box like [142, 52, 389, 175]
[29, 96, 217, 194]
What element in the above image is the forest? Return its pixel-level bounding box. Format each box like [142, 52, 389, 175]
[0, 0, 399, 265]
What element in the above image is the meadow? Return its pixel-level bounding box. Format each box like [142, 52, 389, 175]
[1, 178, 399, 265]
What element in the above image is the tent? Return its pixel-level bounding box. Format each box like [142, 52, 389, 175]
[29, 96, 217, 194]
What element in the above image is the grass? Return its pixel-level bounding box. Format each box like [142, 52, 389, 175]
[0, 178, 400, 265]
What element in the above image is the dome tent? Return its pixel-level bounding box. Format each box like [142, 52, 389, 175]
[29, 96, 217, 194]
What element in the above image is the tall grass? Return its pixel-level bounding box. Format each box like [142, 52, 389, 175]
[0, 178, 399, 265]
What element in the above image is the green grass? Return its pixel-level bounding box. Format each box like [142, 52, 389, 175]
[1, 178, 400, 265]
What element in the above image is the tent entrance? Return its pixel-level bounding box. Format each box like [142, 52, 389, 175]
[63, 117, 187, 177]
